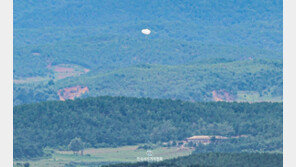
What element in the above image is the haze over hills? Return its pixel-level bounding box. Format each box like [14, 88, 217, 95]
[13, 0, 283, 104]
[13, 1, 283, 166]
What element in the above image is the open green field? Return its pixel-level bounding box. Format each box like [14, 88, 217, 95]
[14, 146, 194, 167]
[236, 91, 283, 102]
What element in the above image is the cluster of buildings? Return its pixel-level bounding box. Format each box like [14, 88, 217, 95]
[163, 135, 248, 148]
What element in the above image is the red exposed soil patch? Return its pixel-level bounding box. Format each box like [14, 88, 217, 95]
[58, 85, 89, 101]
[46, 63, 52, 68]
[46, 59, 53, 68]
[212, 91, 223, 101]
[32, 52, 40, 56]
[47, 64, 90, 80]
[53, 67, 75, 73]
[84, 68, 90, 73]
[15, 63, 90, 84]
[212, 90, 234, 102]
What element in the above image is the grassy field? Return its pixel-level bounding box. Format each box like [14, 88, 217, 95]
[236, 91, 282, 102]
[13, 76, 50, 84]
[14, 146, 194, 167]
[14, 63, 89, 84]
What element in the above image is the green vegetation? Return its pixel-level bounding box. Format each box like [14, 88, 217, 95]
[13, 1, 283, 166]
[13, 0, 283, 104]
[14, 59, 282, 105]
[14, 145, 193, 167]
[14, 96, 282, 159]
[56, 59, 282, 101]
[14, 0, 282, 77]
[103, 152, 283, 167]
[68, 138, 84, 155]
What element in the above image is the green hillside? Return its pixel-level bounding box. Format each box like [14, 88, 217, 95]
[13, 0, 283, 104]
[14, 59, 282, 105]
[56, 59, 282, 101]
[14, 1, 282, 75]
[14, 96, 282, 159]
[13, 1, 283, 166]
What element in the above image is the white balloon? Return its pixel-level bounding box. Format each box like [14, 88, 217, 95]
[141, 29, 151, 35]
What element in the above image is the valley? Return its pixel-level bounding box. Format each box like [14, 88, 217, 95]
[13, 1, 283, 166]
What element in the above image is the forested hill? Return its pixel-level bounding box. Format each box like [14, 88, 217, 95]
[14, 96, 282, 159]
[13, 0, 283, 104]
[103, 153, 283, 167]
[14, 59, 283, 105]
[14, 0, 282, 77]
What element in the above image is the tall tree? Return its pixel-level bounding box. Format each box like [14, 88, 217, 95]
[68, 137, 84, 155]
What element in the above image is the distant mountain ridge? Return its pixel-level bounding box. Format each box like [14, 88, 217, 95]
[14, 0, 282, 76]
[13, 0, 283, 104]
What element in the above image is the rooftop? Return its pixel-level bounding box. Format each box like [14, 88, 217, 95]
[187, 135, 229, 140]
[187, 135, 211, 140]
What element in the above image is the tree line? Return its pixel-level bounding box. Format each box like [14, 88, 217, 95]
[14, 96, 282, 159]
[101, 152, 283, 167]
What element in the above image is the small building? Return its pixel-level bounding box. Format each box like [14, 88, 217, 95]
[187, 135, 211, 144]
[231, 135, 248, 139]
[186, 135, 228, 145]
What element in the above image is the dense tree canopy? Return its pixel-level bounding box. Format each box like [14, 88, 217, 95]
[13, 0, 283, 105]
[14, 59, 283, 105]
[102, 152, 283, 167]
[14, 96, 282, 159]
[68, 137, 84, 154]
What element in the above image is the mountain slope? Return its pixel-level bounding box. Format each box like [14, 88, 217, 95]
[14, 59, 282, 105]
[13, 0, 283, 104]
[14, 0, 282, 78]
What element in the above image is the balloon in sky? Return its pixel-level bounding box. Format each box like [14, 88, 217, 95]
[141, 29, 151, 35]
